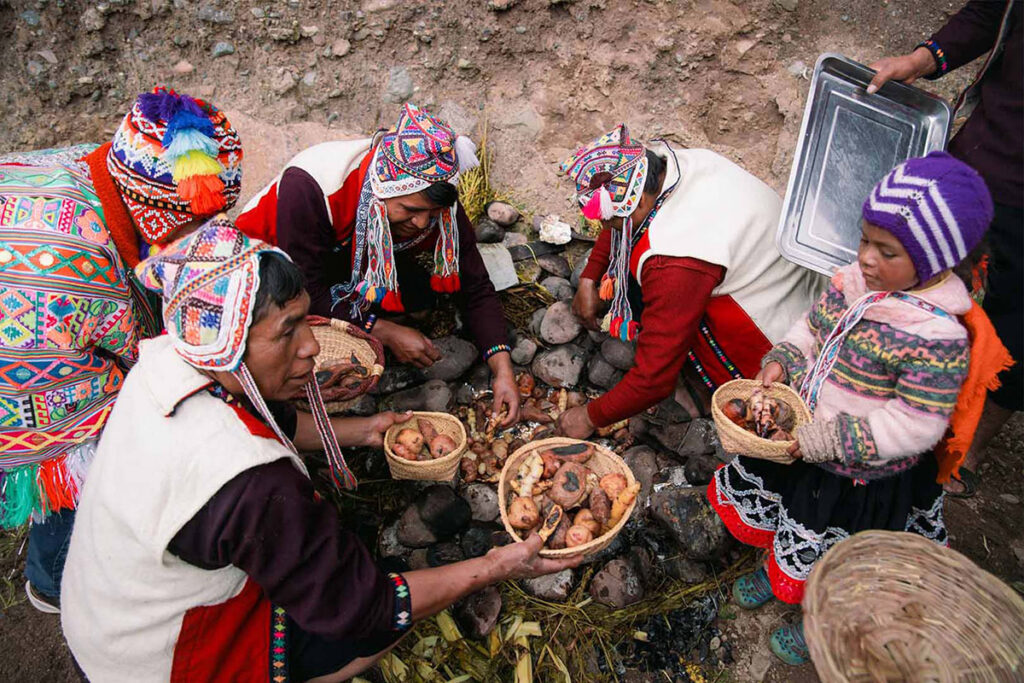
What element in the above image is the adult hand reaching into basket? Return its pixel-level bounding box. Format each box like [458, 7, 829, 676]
[756, 361, 787, 388]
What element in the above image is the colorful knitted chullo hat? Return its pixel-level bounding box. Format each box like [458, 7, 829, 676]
[333, 103, 479, 315]
[108, 86, 243, 245]
[862, 150, 993, 283]
[560, 124, 649, 341]
[137, 217, 357, 490]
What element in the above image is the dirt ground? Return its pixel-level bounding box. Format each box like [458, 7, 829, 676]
[0, 0, 1019, 681]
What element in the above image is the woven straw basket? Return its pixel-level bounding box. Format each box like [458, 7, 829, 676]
[711, 379, 812, 464]
[299, 317, 385, 414]
[498, 437, 637, 559]
[384, 412, 467, 481]
[804, 530, 1024, 682]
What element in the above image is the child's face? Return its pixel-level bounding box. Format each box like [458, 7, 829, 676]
[857, 221, 918, 291]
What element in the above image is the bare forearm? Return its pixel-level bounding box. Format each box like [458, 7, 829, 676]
[402, 554, 500, 621]
[487, 351, 514, 381]
[294, 411, 379, 450]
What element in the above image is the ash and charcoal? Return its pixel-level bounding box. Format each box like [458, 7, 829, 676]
[624, 594, 734, 673]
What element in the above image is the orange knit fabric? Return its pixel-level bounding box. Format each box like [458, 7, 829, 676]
[935, 301, 1015, 483]
[83, 143, 142, 269]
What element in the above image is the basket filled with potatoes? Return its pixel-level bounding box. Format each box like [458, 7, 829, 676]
[498, 437, 639, 558]
[384, 412, 467, 481]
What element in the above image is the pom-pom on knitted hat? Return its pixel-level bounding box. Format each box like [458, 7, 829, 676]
[862, 151, 993, 283]
[107, 86, 243, 245]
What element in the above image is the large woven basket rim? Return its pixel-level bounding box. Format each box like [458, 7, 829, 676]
[498, 437, 637, 558]
[384, 411, 467, 481]
[711, 379, 811, 464]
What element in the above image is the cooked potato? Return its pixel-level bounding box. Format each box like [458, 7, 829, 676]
[565, 524, 594, 548]
[396, 428, 424, 454]
[508, 496, 540, 530]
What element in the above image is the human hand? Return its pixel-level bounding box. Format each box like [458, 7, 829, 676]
[487, 533, 583, 580]
[556, 405, 595, 439]
[572, 278, 602, 331]
[756, 361, 786, 388]
[490, 372, 521, 427]
[375, 320, 441, 368]
[867, 47, 936, 94]
[334, 411, 412, 448]
[787, 441, 802, 460]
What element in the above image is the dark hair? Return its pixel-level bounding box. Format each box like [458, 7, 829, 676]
[643, 149, 666, 196]
[252, 252, 305, 322]
[422, 181, 459, 208]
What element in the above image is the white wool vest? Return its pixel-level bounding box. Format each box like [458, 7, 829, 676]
[61, 336, 306, 682]
[638, 143, 826, 343]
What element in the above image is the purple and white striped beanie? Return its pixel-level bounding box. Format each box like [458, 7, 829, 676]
[862, 151, 993, 282]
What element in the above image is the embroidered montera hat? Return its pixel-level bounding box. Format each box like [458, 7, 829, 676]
[560, 124, 650, 341]
[137, 217, 357, 490]
[333, 103, 479, 315]
[108, 86, 243, 245]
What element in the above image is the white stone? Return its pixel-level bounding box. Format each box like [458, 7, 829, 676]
[476, 243, 519, 291]
[538, 215, 571, 245]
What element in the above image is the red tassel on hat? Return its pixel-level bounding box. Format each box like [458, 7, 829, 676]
[381, 290, 404, 312]
[431, 273, 461, 294]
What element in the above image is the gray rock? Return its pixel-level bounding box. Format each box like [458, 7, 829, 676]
[331, 38, 352, 58]
[302, 70, 318, 87]
[455, 384, 476, 405]
[677, 418, 719, 457]
[532, 344, 585, 387]
[426, 541, 465, 567]
[417, 485, 472, 538]
[378, 519, 410, 557]
[587, 354, 624, 390]
[407, 548, 430, 570]
[537, 254, 571, 279]
[270, 70, 297, 96]
[373, 365, 426, 394]
[395, 506, 437, 548]
[384, 66, 414, 103]
[488, 0, 518, 9]
[540, 302, 582, 345]
[455, 586, 502, 639]
[650, 486, 731, 561]
[623, 445, 658, 508]
[423, 336, 476, 381]
[540, 276, 574, 302]
[776, 0, 798, 10]
[463, 483, 500, 522]
[474, 218, 506, 244]
[486, 201, 520, 227]
[502, 232, 529, 248]
[684, 453, 718, 486]
[510, 337, 538, 366]
[590, 558, 645, 608]
[250, 7, 266, 18]
[340, 393, 377, 417]
[648, 396, 692, 425]
[529, 308, 547, 336]
[570, 248, 593, 288]
[20, 9, 41, 26]
[82, 8, 105, 32]
[382, 379, 453, 412]
[601, 338, 636, 370]
[460, 522, 498, 558]
[521, 569, 574, 601]
[663, 556, 710, 584]
[465, 363, 492, 393]
[197, 4, 234, 24]
[211, 41, 235, 58]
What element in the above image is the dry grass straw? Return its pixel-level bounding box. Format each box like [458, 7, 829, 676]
[498, 283, 555, 333]
[457, 117, 515, 224]
[384, 552, 756, 682]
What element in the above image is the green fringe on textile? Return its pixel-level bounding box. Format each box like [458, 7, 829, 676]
[0, 464, 41, 529]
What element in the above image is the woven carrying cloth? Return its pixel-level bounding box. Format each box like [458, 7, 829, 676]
[560, 124, 649, 341]
[137, 218, 357, 490]
[107, 86, 243, 245]
[331, 103, 478, 316]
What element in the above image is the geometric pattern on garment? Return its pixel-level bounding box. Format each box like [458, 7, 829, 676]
[904, 493, 948, 544]
[713, 457, 782, 534]
[772, 510, 849, 584]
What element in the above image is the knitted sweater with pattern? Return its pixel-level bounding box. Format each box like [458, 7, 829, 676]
[764, 262, 970, 479]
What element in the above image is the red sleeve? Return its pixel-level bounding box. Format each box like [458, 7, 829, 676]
[929, 0, 1008, 72]
[453, 203, 510, 355]
[587, 256, 724, 428]
[581, 227, 612, 282]
[168, 459, 409, 640]
[274, 168, 342, 318]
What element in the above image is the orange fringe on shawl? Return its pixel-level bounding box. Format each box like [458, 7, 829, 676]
[935, 301, 1015, 483]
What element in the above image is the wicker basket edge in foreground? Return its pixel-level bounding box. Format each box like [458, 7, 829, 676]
[804, 530, 1024, 682]
[498, 437, 637, 559]
[711, 379, 812, 464]
[384, 412, 467, 481]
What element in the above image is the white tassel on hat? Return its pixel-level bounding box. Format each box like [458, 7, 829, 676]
[454, 135, 480, 172]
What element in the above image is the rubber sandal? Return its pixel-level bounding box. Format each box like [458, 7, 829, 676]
[769, 621, 809, 666]
[732, 566, 774, 609]
[946, 467, 979, 499]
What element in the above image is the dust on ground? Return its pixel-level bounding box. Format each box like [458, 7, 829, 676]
[0, 0, 1018, 681]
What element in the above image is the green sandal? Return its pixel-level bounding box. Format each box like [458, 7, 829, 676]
[770, 621, 809, 665]
[732, 566, 774, 609]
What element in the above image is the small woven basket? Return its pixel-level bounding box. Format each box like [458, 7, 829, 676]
[804, 530, 1024, 682]
[711, 379, 812, 464]
[498, 437, 637, 559]
[384, 412, 467, 481]
[298, 316, 385, 414]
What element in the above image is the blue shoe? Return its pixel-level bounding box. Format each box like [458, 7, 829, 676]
[732, 566, 774, 609]
[769, 621, 809, 665]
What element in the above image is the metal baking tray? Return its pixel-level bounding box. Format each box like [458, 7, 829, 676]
[777, 53, 952, 275]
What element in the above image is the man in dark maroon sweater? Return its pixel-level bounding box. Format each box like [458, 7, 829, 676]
[869, 0, 1022, 497]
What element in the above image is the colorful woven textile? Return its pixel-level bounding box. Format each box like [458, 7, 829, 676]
[137, 219, 357, 490]
[107, 87, 242, 245]
[560, 124, 650, 341]
[333, 103, 478, 315]
[0, 146, 154, 526]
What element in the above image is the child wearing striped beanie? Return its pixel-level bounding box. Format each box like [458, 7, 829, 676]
[707, 151, 1012, 666]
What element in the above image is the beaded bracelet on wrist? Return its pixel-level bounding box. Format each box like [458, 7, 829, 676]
[483, 343, 511, 361]
[917, 40, 948, 80]
[361, 313, 378, 333]
[387, 572, 412, 631]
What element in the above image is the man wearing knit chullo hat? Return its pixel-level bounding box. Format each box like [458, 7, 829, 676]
[0, 86, 243, 612]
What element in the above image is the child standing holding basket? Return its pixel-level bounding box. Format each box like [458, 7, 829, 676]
[708, 151, 1013, 665]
